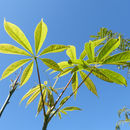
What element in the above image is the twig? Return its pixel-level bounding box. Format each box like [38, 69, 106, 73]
[0, 68, 22, 117]
[48, 69, 93, 121]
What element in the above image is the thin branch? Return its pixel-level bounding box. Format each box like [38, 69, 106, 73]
[49, 75, 73, 114]
[0, 68, 22, 117]
[35, 58, 46, 116]
[49, 69, 93, 121]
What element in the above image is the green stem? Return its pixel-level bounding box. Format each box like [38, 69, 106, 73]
[35, 58, 46, 116]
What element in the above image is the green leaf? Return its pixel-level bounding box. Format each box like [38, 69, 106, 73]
[80, 49, 87, 60]
[40, 44, 69, 56]
[58, 111, 62, 119]
[84, 42, 94, 61]
[60, 110, 67, 115]
[20, 61, 34, 86]
[66, 45, 76, 60]
[4, 19, 33, 54]
[37, 90, 47, 115]
[0, 44, 31, 56]
[103, 51, 130, 64]
[20, 85, 42, 103]
[60, 96, 70, 106]
[1, 58, 31, 79]
[40, 58, 62, 71]
[63, 106, 81, 111]
[97, 37, 120, 61]
[68, 59, 89, 66]
[72, 72, 78, 97]
[58, 68, 72, 77]
[34, 19, 47, 55]
[79, 71, 98, 96]
[92, 37, 107, 48]
[26, 89, 41, 106]
[97, 68, 127, 86]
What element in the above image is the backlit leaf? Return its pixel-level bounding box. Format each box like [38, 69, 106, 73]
[40, 44, 69, 56]
[80, 49, 87, 60]
[4, 19, 33, 54]
[20, 61, 34, 86]
[63, 106, 81, 111]
[20, 85, 43, 103]
[40, 58, 62, 71]
[37, 90, 47, 115]
[97, 68, 127, 86]
[85, 67, 114, 83]
[1, 58, 31, 79]
[26, 89, 41, 105]
[66, 45, 76, 60]
[60, 96, 70, 106]
[97, 37, 120, 61]
[79, 71, 97, 96]
[103, 51, 130, 64]
[35, 19, 47, 55]
[72, 72, 78, 97]
[0, 44, 31, 56]
[58, 111, 62, 119]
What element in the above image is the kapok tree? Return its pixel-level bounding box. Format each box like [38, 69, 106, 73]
[0, 19, 130, 130]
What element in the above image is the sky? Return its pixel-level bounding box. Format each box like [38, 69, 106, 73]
[0, 0, 130, 130]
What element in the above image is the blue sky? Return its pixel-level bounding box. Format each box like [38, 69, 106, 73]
[0, 0, 130, 130]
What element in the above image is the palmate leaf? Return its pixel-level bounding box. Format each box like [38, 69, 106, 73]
[79, 71, 98, 96]
[35, 19, 47, 55]
[72, 72, 78, 97]
[20, 61, 34, 86]
[97, 37, 120, 61]
[1, 58, 32, 79]
[0, 44, 31, 56]
[40, 58, 62, 71]
[66, 45, 76, 60]
[40, 44, 69, 56]
[62, 106, 82, 111]
[4, 19, 33, 54]
[103, 51, 130, 64]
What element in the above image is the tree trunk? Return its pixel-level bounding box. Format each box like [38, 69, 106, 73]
[42, 118, 49, 130]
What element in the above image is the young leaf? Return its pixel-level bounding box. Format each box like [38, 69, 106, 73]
[26, 89, 41, 106]
[60, 110, 67, 115]
[79, 71, 98, 96]
[62, 107, 82, 111]
[58, 68, 72, 77]
[66, 45, 76, 60]
[4, 19, 33, 54]
[0, 44, 31, 56]
[20, 85, 42, 103]
[80, 49, 87, 60]
[98, 68, 127, 86]
[97, 38, 120, 61]
[37, 90, 47, 115]
[1, 58, 31, 79]
[20, 61, 34, 86]
[60, 96, 70, 106]
[58, 111, 62, 119]
[40, 58, 62, 71]
[72, 72, 78, 97]
[34, 19, 47, 55]
[92, 37, 107, 48]
[40, 44, 69, 56]
[102, 51, 130, 64]
[84, 42, 94, 61]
